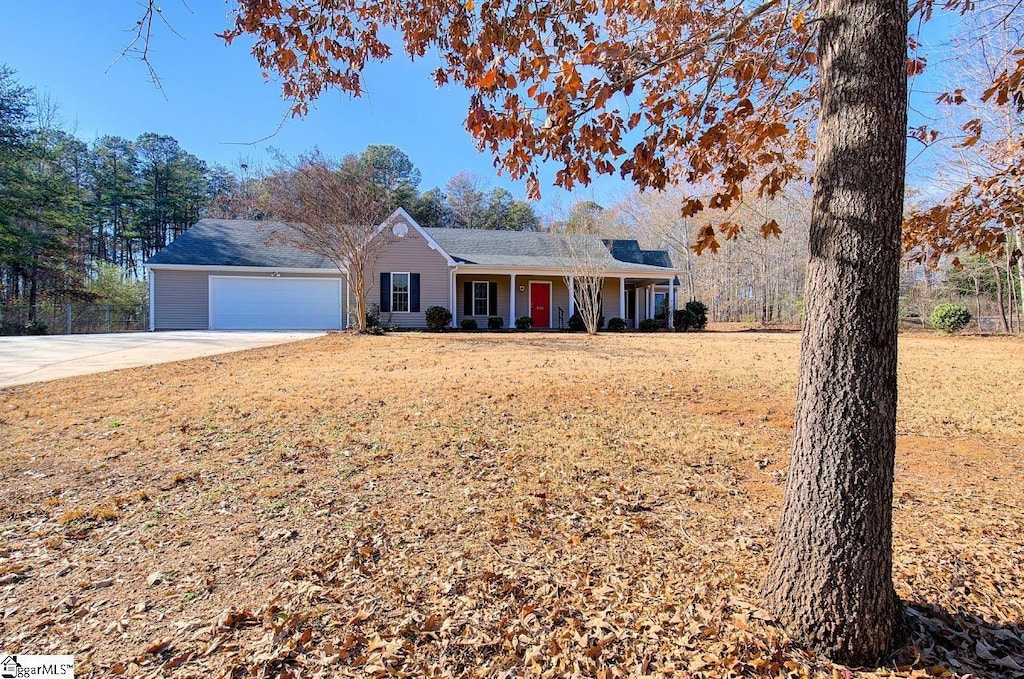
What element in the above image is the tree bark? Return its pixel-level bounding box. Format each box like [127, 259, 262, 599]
[761, 0, 909, 664]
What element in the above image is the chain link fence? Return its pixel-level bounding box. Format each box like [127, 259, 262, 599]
[1, 302, 149, 335]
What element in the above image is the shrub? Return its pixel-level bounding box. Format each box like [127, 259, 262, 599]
[365, 304, 381, 330]
[639, 318, 661, 332]
[568, 312, 604, 331]
[460, 318, 478, 330]
[673, 309, 694, 332]
[487, 316, 504, 330]
[607, 317, 627, 332]
[685, 300, 708, 330]
[515, 316, 533, 330]
[424, 306, 452, 331]
[26, 320, 47, 335]
[0, 320, 48, 336]
[930, 303, 972, 333]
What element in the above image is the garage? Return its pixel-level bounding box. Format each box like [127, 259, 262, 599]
[209, 276, 343, 330]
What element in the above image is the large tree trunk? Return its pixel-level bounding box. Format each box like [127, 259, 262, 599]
[761, 0, 909, 664]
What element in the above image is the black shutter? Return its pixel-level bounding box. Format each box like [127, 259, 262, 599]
[463, 281, 472, 316]
[410, 273, 420, 312]
[380, 272, 391, 312]
[488, 281, 498, 316]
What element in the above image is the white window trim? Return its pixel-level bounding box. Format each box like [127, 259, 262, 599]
[472, 280, 490, 317]
[391, 271, 411, 314]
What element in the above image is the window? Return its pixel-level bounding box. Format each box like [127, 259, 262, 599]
[392, 272, 410, 313]
[473, 282, 489, 316]
[654, 292, 668, 318]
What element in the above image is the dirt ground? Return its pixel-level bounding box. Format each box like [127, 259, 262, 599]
[1, 331, 1022, 678]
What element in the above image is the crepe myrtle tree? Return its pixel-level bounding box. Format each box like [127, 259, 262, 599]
[554, 201, 614, 335]
[259, 151, 394, 333]
[191, 0, 1024, 662]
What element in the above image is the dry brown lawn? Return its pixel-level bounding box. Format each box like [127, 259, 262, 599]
[0, 331, 1022, 678]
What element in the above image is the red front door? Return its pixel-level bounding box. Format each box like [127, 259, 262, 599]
[530, 282, 550, 328]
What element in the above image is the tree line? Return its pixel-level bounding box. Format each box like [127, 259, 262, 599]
[0, 66, 225, 318]
[212, 147, 541, 232]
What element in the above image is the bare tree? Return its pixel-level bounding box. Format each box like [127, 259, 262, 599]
[613, 184, 812, 323]
[260, 151, 394, 332]
[553, 202, 616, 334]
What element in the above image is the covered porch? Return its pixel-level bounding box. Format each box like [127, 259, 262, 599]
[451, 270, 679, 329]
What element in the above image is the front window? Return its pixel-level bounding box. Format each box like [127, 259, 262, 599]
[392, 272, 410, 313]
[654, 292, 668, 319]
[473, 282, 489, 316]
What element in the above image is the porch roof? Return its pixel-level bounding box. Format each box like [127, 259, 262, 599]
[422, 228, 677, 275]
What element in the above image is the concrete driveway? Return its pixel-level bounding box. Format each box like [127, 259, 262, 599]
[0, 331, 324, 388]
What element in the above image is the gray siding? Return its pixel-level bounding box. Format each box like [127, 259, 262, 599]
[152, 268, 346, 330]
[514, 275, 571, 329]
[152, 269, 211, 330]
[455, 275, 512, 327]
[601, 277, 625, 321]
[370, 221, 452, 328]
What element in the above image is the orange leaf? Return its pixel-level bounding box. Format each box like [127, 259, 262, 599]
[477, 68, 498, 88]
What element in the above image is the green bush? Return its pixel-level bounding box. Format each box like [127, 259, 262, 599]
[515, 316, 533, 330]
[607, 317, 627, 332]
[461, 318, 478, 331]
[673, 309, 694, 332]
[424, 306, 452, 331]
[929, 303, 972, 333]
[1, 320, 48, 336]
[487, 316, 504, 330]
[685, 300, 708, 330]
[568, 312, 604, 331]
[639, 318, 661, 332]
[365, 303, 381, 330]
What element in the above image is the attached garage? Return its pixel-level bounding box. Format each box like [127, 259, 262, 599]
[209, 276, 343, 330]
[145, 220, 349, 331]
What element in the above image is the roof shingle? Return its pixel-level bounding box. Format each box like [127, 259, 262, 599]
[146, 220, 334, 268]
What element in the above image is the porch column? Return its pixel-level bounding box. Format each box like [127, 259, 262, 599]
[568, 276, 576, 316]
[647, 286, 654, 318]
[450, 269, 458, 328]
[510, 273, 516, 326]
[619, 276, 625, 320]
[668, 278, 675, 328]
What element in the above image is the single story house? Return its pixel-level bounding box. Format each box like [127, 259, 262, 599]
[144, 209, 681, 331]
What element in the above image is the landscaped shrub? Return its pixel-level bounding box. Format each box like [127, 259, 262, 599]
[639, 318, 661, 332]
[460, 318, 478, 331]
[515, 316, 533, 330]
[673, 309, 694, 332]
[568, 312, 604, 331]
[684, 300, 708, 330]
[607, 317, 627, 332]
[487, 316, 504, 330]
[424, 306, 452, 331]
[930, 303, 972, 333]
[365, 304, 381, 330]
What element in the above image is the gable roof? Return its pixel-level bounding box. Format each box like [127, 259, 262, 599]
[423, 228, 675, 272]
[146, 216, 676, 275]
[146, 219, 334, 269]
[603, 239, 673, 268]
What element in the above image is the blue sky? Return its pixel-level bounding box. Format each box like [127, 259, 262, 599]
[1, 2, 956, 211]
[0, 1, 616, 214]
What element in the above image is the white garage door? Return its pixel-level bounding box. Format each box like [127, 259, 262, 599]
[209, 276, 342, 330]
